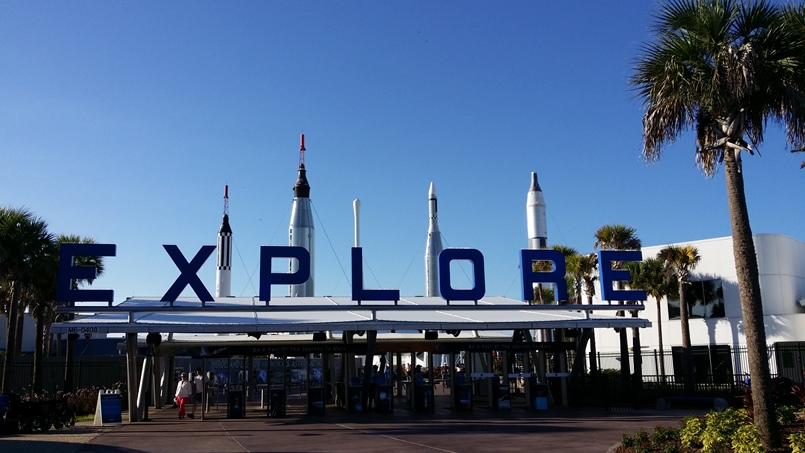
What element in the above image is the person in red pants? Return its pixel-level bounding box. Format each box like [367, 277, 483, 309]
[175, 372, 193, 419]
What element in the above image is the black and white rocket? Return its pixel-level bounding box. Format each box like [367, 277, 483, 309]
[215, 185, 233, 298]
[289, 134, 315, 297]
[425, 182, 443, 297]
[526, 172, 548, 249]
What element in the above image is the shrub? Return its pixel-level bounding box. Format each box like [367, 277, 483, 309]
[680, 415, 705, 448]
[731, 424, 764, 453]
[63, 382, 128, 416]
[790, 432, 805, 453]
[699, 408, 751, 453]
[621, 433, 636, 448]
[65, 387, 100, 415]
[777, 404, 798, 426]
[651, 425, 679, 446]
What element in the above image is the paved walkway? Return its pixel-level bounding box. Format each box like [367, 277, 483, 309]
[0, 400, 698, 453]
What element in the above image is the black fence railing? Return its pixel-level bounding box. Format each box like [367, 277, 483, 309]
[0, 356, 128, 395]
[570, 373, 749, 410]
[591, 343, 805, 386]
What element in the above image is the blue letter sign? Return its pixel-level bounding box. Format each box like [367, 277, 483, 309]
[438, 248, 486, 301]
[351, 247, 400, 302]
[519, 249, 569, 302]
[57, 243, 116, 304]
[598, 250, 646, 301]
[258, 246, 310, 302]
[161, 245, 216, 303]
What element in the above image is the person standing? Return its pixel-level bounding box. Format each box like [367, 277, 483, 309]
[191, 368, 204, 418]
[175, 372, 193, 419]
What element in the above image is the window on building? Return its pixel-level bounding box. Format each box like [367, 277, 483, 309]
[667, 279, 725, 320]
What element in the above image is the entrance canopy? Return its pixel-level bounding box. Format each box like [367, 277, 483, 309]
[52, 296, 650, 335]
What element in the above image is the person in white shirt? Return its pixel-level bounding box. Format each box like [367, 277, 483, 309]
[175, 372, 193, 419]
[191, 368, 204, 418]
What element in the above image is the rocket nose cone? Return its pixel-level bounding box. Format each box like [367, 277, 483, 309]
[530, 172, 542, 192]
[429, 181, 436, 197]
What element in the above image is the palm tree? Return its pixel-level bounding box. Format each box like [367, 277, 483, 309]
[26, 242, 59, 393]
[658, 245, 700, 389]
[626, 257, 677, 380]
[0, 207, 54, 393]
[53, 235, 105, 393]
[553, 244, 580, 304]
[630, 1, 805, 446]
[530, 244, 577, 304]
[594, 225, 642, 384]
[579, 253, 600, 374]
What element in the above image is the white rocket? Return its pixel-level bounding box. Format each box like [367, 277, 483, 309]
[289, 134, 315, 297]
[425, 182, 443, 297]
[526, 172, 548, 249]
[215, 185, 232, 298]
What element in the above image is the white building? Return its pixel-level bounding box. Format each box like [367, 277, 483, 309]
[594, 233, 805, 381]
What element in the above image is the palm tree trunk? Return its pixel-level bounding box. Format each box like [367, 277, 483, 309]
[64, 333, 79, 392]
[619, 328, 629, 385]
[631, 306, 642, 383]
[679, 281, 694, 390]
[614, 283, 630, 386]
[1, 280, 21, 393]
[14, 305, 24, 356]
[32, 305, 45, 393]
[43, 314, 53, 357]
[586, 293, 598, 375]
[656, 299, 666, 380]
[723, 150, 780, 448]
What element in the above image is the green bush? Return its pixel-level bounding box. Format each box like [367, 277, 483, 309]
[65, 387, 99, 415]
[63, 382, 128, 416]
[621, 433, 636, 448]
[651, 425, 679, 446]
[699, 408, 750, 453]
[731, 424, 764, 453]
[790, 432, 805, 453]
[777, 404, 798, 426]
[680, 415, 705, 448]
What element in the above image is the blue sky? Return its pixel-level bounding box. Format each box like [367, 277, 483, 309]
[2, 1, 803, 302]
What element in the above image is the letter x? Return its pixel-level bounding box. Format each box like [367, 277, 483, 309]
[161, 245, 216, 303]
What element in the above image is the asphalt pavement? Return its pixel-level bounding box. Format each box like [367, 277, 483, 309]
[0, 395, 699, 453]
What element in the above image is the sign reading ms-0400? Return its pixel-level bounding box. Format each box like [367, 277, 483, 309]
[56, 244, 646, 305]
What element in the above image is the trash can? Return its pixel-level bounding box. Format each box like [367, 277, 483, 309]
[375, 384, 393, 413]
[228, 391, 245, 419]
[531, 383, 549, 410]
[454, 384, 473, 411]
[308, 387, 325, 415]
[494, 380, 510, 411]
[347, 384, 363, 413]
[0, 394, 10, 434]
[267, 388, 286, 417]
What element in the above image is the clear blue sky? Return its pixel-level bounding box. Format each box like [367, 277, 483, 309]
[2, 1, 803, 302]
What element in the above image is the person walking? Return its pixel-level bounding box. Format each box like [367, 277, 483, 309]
[190, 368, 204, 418]
[175, 372, 193, 419]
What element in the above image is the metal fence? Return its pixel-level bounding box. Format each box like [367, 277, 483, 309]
[0, 356, 128, 395]
[573, 342, 805, 410]
[591, 343, 805, 384]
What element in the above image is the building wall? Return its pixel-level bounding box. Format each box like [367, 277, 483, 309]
[593, 234, 805, 354]
[0, 312, 36, 353]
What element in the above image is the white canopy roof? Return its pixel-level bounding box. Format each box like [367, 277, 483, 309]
[52, 295, 650, 335]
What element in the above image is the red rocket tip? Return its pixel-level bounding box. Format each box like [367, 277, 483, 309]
[300, 134, 306, 151]
[224, 184, 229, 199]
